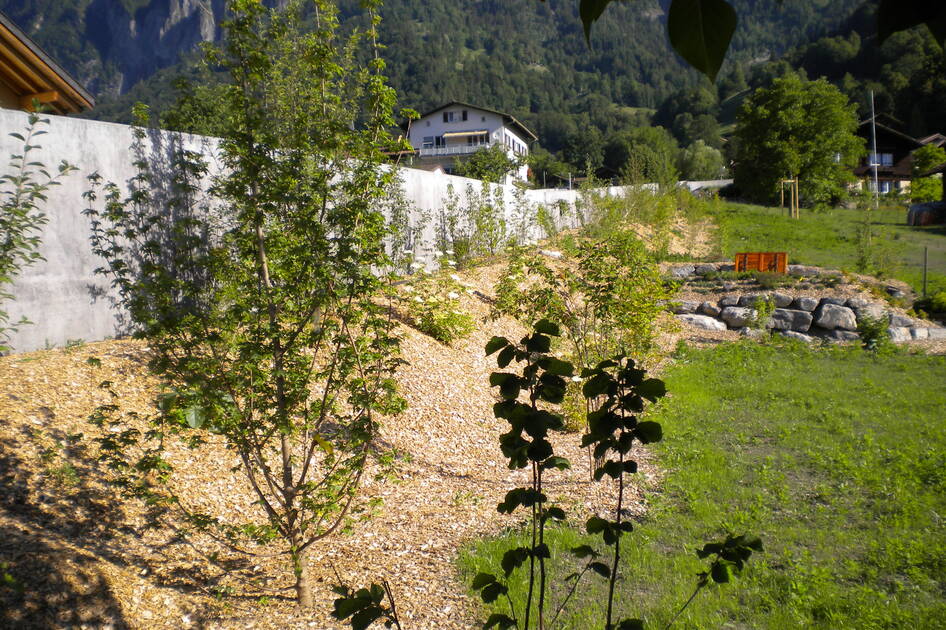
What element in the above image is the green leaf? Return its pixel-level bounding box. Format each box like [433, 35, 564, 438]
[472, 572, 497, 589]
[185, 405, 206, 429]
[541, 456, 571, 471]
[486, 336, 510, 356]
[637, 378, 667, 402]
[878, 1, 946, 46]
[332, 596, 367, 619]
[481, 581, 507, 603]
[526, 333, 551, 353]
[667, 0, 737, 82]
[582, 372, 611, 398]
[533, 318, 560, 336]
[589, 561, 611, 578]
[571, 544, 598, 558]
[586, 516, 609, 534]
[502, 547, 530, 576]
[484, 613, 517, 630]
[711, 561, 732, 583]
[579, 0, 614, 42]
[351, 606, 384, 630]
[635, 421, 663, 444]
[497, 345, 516, 368]
[545, 506, 566, 521]
[541, 356, 574, 377]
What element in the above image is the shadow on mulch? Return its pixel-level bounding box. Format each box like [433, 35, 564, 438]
[0, 426, 131, 628]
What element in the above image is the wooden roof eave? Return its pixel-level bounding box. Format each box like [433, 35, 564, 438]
[0, 12, 94, 113]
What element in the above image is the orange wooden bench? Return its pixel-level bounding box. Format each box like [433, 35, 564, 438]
[734, 252, 787, 274]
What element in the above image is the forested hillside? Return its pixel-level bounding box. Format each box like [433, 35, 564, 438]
[4, 0, 942, 180]
[3, 0, 861, 120]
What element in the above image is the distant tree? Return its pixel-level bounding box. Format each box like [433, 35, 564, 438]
[911, 144, 946, 203]
[604, 126, 679, 186]
[678, 140, 727, 181]
[734, 74, 864, 206]
[454, 144, 522, 183]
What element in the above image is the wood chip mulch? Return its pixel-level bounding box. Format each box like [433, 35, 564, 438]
[0, 264, 662, 630]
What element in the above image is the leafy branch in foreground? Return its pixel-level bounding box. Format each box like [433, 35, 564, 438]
[569, 0, 944, 82]
[1, 112, 76, 353]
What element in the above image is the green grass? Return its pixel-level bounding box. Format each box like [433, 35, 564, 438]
[459, 341, 946, 629]
[709, 202, 946, 296]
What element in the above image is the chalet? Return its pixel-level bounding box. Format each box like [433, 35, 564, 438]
[0, 10, 94, 114]
[853, 118, 922, 195]
[402, 101, 536, 184]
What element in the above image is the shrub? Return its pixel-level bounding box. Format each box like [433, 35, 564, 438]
[396, 272, 475, 345]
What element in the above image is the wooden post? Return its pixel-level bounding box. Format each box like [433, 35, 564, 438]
[924, 246, 929, 299]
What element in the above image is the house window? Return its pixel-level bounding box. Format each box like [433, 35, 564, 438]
[426, 121, 430, 127]
[462, 110, 468, 121]
[467, 132, 488, 146]
[482, 116, 486, 122]
[422, 136, 434, 149]
[869, 152, 894, 167]
[443, 111, 456, 123]
[435, 135, 446, 147]
[869, 180, 892, 194]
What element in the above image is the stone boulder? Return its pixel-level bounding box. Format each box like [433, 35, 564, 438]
[846, 297, 870, 310]
[772, 292, 793, 308]
[853, 303, 885, 321]
[813, 303, 857, 331]
[779, 330, 816, 343]
[820, 329, 860, 343]
[791, 296, 819, 312]
[738, 327, 767, 339]
[738, 293, 768, 307]
[819, 296, 847, 307]
[672, 300, 700, 314]
[719, 295, 739, 307]
[888, 313, 914, 327]
[700, 301, 721, 317]
[720, 306, 755, 328]
[928, 328, 946, 340]
[910, 327, 929, 340]
[694, 263, 718, 275]
[677, 314, 727, 331]
[669, 265, 695, 279]
[887, 327, 911, 343]
[769, 308, 813, 332]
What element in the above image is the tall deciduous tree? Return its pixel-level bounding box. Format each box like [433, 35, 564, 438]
[83, 0, 406, 607]
[911, 144, 946, 203]
[733, 74, 863, 206]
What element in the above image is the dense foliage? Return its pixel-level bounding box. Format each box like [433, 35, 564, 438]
[733, 74, 864, 206]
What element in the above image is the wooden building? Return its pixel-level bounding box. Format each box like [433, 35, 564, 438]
[0, 10, 94, 114]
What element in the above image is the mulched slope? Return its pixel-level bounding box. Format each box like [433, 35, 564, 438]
[0, 266, 662, 630]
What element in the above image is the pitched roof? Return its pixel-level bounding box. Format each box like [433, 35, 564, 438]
[0, 10, 95, 113]
[857, 118, 923, 149]
[407, 101, 537, 141]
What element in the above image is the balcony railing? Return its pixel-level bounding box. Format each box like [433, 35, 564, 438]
[417, 144, 489, 157]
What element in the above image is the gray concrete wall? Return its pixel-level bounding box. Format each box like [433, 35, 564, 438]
[2, 109, 716, 354]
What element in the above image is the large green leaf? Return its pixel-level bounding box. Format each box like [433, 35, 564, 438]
[579, 0, 615, 42]
[667, 0, 737, 82]
[878, 1, 946, 46]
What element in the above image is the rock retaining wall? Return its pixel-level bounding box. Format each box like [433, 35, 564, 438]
[673, 293, 944, 343]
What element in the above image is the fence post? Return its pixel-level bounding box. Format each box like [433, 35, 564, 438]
[923, 246, 929, 299]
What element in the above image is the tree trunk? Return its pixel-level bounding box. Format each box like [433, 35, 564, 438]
[293, 546, 313, 608]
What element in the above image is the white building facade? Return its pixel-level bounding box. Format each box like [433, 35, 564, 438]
[404, 101, 536, 184]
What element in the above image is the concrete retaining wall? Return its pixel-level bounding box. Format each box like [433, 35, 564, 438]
[1, 109, 607, 353]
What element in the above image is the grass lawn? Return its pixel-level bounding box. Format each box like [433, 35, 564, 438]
[709, 202, 946, 296]
[459, 341, 946, 629]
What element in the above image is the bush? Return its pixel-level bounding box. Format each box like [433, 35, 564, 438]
[857, 314, 893, 353]
[397, 272, 475, 344]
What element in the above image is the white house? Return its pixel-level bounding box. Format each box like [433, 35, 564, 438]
[403, 101, 537, 184]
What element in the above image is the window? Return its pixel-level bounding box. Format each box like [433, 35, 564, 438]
[443, 111, 456, 123]
[869, 180, 892, 194]
[482, 116, 486, 122]
[435, 135, 446, 147]
[869, 152, 894, 167]
[422, 136, 434, 149]
[462, 110, 468, 121]
[467, 132, 488, 146]
[426, 121, 430, 127]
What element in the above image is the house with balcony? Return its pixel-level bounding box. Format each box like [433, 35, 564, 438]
[402, 101, 536, 184]
[852, 116, 926, 195]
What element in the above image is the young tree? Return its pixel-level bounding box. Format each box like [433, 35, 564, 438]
[733, 73, 864, 206]
[911, 143, 946, 203]
[1, 113, 75, 353]
[84, 0, 406, 607]
[454, 144, 522, 183]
